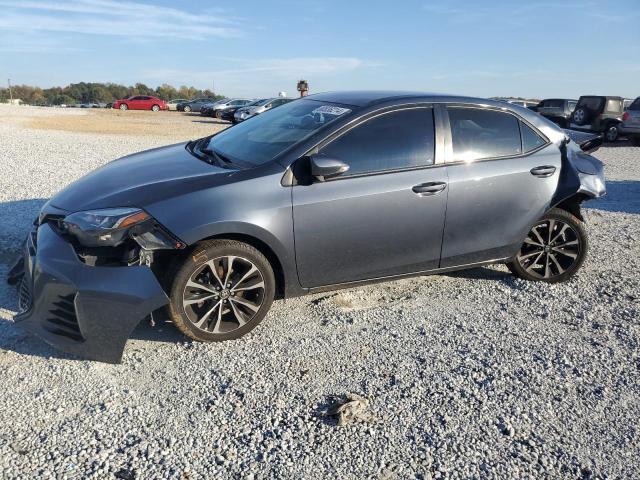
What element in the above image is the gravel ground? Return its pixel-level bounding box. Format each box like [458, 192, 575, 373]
[0, 105, 639, 479]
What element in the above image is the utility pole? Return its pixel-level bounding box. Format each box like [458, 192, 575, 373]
[8, 78, 13, 103]
[212, 79, 215, 96]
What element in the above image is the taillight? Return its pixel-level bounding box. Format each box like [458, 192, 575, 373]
[622, 111, 630, 121]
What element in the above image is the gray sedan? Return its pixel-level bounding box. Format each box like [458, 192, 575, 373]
[9, 92, 606, 362]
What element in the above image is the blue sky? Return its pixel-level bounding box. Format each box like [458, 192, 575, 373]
[0, 0, 638, 99]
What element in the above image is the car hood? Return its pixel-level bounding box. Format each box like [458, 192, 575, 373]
[50, 143, 235, 212]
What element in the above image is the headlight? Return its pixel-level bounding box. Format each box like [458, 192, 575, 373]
[62, 208, 183, 250]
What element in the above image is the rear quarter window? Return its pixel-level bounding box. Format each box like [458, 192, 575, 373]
[520, 122, 546, 152]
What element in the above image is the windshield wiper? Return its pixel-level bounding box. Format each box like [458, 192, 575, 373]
[201, 148, 233, 167]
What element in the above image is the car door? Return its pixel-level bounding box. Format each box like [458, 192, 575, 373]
[440, 105, 560, 267]
[292, 106, 448, 288]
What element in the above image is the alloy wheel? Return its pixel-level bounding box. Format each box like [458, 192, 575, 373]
[182, 256, 265, 334]
[573, 109, 584, 123]
[516, 219, 581, 280]
[605, 126, 618, 142]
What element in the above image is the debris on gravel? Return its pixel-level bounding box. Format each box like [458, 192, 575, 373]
[0, 105, 639, 479]
[324, 393, 376, 426]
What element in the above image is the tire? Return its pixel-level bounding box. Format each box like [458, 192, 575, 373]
[184, 105, 192, 113]
[631, 136, 640, 147]
[507, 208, 588, 283]
[119, 103, 128, 111]
[572, 107, 591, 126]
[169, 239, 275, 342]
[151, 104, 160, 112]
[604, 124, 619, 143]
[216, 110, 223, 119]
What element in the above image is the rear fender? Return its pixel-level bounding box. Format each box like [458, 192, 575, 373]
[550, 141, 606, 219]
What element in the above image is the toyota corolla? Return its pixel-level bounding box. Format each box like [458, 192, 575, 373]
[8, 92, 606, 363]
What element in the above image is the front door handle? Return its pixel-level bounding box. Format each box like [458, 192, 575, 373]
[530, 165, 556, 177]
[412, 182, 447, 196]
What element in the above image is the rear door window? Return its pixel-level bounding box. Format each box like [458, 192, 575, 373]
[320, 107, 435, 176]
[447, 107, 522, 161]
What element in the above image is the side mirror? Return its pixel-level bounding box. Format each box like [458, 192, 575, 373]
[309, 154, 350, 182]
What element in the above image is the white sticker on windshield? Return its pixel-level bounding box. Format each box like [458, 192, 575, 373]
[312, 105, 351, 116]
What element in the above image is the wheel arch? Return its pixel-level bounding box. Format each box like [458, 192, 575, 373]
[199, 232, 287, 299]
[551, 193, 590, 221]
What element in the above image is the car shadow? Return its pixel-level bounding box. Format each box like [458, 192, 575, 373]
[586, 180, 640, 214]
[443, 266, 513, 282]
[191, 119, 231, 126]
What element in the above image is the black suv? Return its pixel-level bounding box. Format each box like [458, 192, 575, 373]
[535, 98, 577, 127]
[569, 96, 625, 142]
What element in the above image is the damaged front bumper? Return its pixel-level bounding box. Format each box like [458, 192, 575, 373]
[11, 222, 169, 363]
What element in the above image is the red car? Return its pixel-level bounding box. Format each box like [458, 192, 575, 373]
[112, 95, 167, 111]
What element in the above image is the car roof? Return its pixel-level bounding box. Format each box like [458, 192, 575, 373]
[307, 90, 566, 144]
[305, 90, 529, 109]
[578, 95, 624, 100]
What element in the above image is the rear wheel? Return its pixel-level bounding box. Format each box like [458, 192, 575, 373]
[169, 240, 275, 342]
[119, 103, 128, 111]
[604, 124, 619, 142]
[151, 104, 160, 112]
[508, 208, 587, 283]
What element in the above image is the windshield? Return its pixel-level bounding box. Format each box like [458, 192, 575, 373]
[205, 99, 354, 167]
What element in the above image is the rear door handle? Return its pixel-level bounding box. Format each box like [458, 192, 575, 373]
[412, 182, 447, 196]
[530, 165, 556, 177]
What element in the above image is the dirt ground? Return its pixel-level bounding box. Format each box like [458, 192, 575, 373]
[17, 107, 229, 140]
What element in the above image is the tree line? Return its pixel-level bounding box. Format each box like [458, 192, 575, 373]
[0, 82, 223, 105]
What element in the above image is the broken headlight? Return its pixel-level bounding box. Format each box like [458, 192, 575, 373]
[61, 208, 183, 250]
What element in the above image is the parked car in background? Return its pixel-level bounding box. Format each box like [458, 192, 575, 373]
[569, 95, 625, 142]
[167, 99, 188, 111]
[218, 99, 268, 123]
[624, 98, 634, 111]
[200, 99, 242, 117]
[201, 99, 254, 118]
[234, 97, 293, 122]
[113, 96, 167, 112]
[535, 98, 578, 127]
[508, 100, 539, 109]
[620, 97, 640, 146]
[177, 98, 219, 113]
[9, 91, 606, 363]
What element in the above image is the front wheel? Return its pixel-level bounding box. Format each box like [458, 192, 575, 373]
[508, 208, 588, 283]
[119, 103, 128, 111]
[169, 240, 275, 342]
[184, 105, 192, 113]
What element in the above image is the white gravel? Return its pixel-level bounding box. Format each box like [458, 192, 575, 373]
[0, 106, 639, 479]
